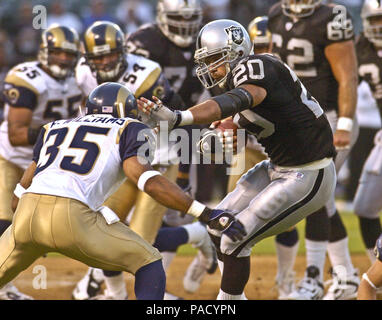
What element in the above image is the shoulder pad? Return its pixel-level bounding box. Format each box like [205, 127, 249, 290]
[5, 62, 46, 96]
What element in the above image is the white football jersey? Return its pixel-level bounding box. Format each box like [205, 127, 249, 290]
[76, 54, 179, 166]
[75, 54, 162, 97]
[28, 115, 150, 211]
[0, 61, 82, 169]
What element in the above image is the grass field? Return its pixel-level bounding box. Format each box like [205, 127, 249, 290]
[177, 210, 367, 256]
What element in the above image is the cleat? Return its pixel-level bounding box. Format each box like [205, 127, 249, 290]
[89, 289, 128, 300]
[72, 268, 104, 300]
[183, 251, 216, 293]
[191, 222, 218, 274]
[287, 266, 324, 300]
[164, 291, 184, 300]
[0, 283, 33, 300]
[275, 270, 296, 300]
[323, 268, 360, 300]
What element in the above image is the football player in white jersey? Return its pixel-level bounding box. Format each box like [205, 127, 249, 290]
[0, 24, 82, 300]
[72, 21, 216, 300]
[1, 83, 244, 300]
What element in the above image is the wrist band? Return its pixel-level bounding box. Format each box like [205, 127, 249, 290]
[187, 200, 206, 218]
[14, 183, 26, 198]
[337, 117, 353, 132]
[362, 273, 378, 290]
[179, 110, 194, 126]
[137, 170, 161, 191]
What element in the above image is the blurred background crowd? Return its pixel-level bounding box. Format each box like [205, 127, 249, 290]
[0, 0, 376, 207]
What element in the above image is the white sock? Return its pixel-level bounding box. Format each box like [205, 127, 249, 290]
[161, 251, 176, 272]
[217, 259, 224, 275]
[305, 239, 328, 282]
[327, 237, 355, 273]
[275, 240, 299, 277]
[183, 221, 207, 245]
[217, 289, 247, 300]
[366, 248, 377, 264]
[104, 273, 127, 299]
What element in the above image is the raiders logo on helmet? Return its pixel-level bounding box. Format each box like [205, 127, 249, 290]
[225, 26, 244, 45]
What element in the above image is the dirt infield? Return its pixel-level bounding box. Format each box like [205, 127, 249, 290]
[12, 254, 375, 300]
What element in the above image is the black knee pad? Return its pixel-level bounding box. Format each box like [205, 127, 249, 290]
[305, 207, 330, 241]
[359, 217, 382, 249]
[329, 210, 347, 242]
[221, 254, 250, 295]
[276, 228, 299, 247]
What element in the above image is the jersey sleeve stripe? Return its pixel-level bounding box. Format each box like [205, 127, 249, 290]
[134, 67, 162, 98]
[116, 119, 140, 144]
[4, 72, 39, 96]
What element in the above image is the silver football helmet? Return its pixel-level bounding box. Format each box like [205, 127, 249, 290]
[157, 0, 203, 48]
[194, 19, 252, 89]
[281, 0, 322, 19]
[362, 0, 382, 46]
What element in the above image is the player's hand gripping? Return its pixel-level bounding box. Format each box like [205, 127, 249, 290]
[198, 208, 247, 242]
[138, 96, 180, 130]
[334, 129, 351, 150]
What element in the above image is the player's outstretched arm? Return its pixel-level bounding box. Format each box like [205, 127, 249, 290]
[137, 84, 266, 128]
[123, 155, 247, 241]
[357, 260, 382, 300]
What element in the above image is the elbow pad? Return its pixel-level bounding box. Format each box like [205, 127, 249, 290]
[211, 87, 253, 118]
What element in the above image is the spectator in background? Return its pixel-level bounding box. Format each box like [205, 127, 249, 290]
[252, 0, 279, 16]
[11, 1, 40, 64]
[115, 0, 154, 35]
[201, 0, 229, 23]
[0, 30, 13, 123]
[81, 0, 119, 31]
[47, 1, 84, 34]
[228, 0, 255, 28]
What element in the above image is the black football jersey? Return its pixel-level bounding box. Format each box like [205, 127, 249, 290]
[268, 3, 355, 112]
[356, 33, 382, 117]
[227, 53, 336, 166]
[126, 23, 204, 108]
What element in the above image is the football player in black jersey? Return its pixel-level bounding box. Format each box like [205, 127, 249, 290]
[126, 0, 218, 299]
[138, 19, 337, 300]
[353, 0, 382, 272]
[226, 15, 300, 300]
[268, 0, 360, 300]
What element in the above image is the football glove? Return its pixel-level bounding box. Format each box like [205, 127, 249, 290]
[199, 208, 247, 242]
[138, 96, 180, 130]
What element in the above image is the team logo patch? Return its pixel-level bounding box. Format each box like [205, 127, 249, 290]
[102, 106, 113, 113]
[6, 88, 20, 105]
[296, 172, 304, 179]
[285, 22, 293, 31]
[225, 26, 244, 45]
[153, 85, 165, 99]
[219, 216, 229, 227]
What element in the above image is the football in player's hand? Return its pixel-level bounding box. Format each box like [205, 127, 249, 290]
[197, 118, 246, 163]
[215, 118, 238, 135]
